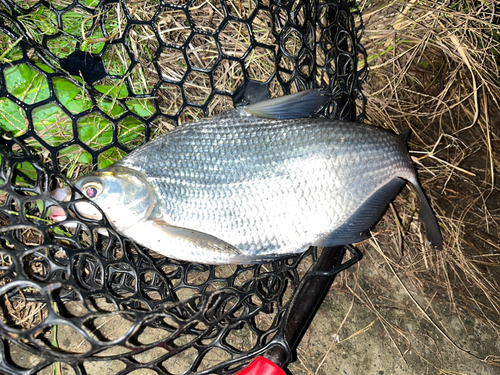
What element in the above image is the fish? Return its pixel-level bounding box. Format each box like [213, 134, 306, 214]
[50, 89, 443, 264]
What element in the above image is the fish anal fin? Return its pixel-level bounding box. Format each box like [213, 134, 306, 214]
[227, 244, 312, 265]
[242, 89, 330, 119]
[313, 178, 405, 247]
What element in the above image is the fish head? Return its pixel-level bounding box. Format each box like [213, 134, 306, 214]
[52, 166, 155, 232]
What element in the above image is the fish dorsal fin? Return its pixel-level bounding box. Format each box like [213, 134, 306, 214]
[313, 178, 406, 247]
[242, 89, 331, 119]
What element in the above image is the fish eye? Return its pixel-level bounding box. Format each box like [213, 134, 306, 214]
[82, 182, 103, 199]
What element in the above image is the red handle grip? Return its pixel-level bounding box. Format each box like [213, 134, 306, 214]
[234, 357, 286, 375]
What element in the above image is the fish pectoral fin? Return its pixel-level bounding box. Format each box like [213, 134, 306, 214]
[151, 220, 243, 256]
[242, 89, 331, 119]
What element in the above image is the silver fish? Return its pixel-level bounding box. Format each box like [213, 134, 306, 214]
[51, 90, 442, 264]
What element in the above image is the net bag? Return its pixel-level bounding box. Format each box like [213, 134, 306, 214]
[0, 0, 366, 373]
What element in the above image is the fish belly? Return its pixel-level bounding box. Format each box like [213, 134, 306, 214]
[117, 117, 414, 257]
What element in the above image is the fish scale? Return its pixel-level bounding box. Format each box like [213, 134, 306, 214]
[117, 111, 413, 256]
[51, 90, 442, 264]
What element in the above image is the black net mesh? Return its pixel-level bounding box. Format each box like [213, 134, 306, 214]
[0, 0, 366, 373]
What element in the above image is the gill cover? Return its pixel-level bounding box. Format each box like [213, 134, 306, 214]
[74, 166, 155, 232]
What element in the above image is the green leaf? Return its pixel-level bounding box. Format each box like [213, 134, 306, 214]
[98, 147, 126, 169]
[95, 84, 129, 99]
[97, 98, 127, 118]
[78, 115, 114, 148]
[0, 98, 27, 135]
[126, 98, 155, 118]
[13, 162, 38, 187]
[53, 78, 92, 114]
[4, 64, 50, 104]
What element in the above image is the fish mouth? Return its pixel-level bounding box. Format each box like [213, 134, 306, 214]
[49, 187, 71, 222]
[49, 206, 68, 222]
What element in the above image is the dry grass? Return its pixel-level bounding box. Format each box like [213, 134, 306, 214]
[337, 0, 500, 367]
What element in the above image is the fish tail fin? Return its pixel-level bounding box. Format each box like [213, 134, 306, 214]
[399, 129, 443, 249]
[409, 177, 443, 250]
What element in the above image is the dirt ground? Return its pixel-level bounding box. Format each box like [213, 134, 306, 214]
[288, 249, 500, 375]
